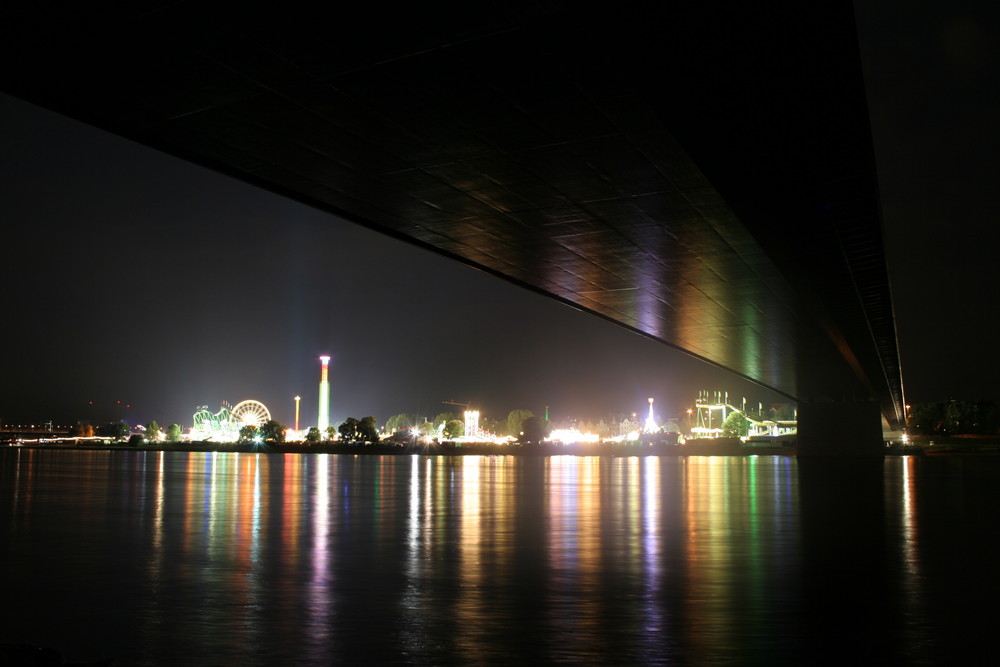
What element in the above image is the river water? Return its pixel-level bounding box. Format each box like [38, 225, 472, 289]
[1, 448, 998, 665]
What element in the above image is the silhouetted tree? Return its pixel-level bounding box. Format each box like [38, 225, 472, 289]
[385, 413, 416, 433]
[444, 419, 464, 439]
[722, 411, 750, 437]
[944, 400, 974, 433]
[433, 412, 458, 430]
[908, 399, 998, 435]
[908, 402, 945, 434]
[358, 416, 379, 442]
[521, 416, 550, 443]
[305, 427, 321, 443]
[506, 410, 534, 437]
[975, 399, 998, 433]
[259, 419, 286, 443]
[239, 425, 259, 443]
[97, 421, 129, 440]
[339, 417, 360, 442]
[165, 424, 182, 442]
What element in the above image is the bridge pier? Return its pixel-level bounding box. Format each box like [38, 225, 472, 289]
[797, 400, 884, 456]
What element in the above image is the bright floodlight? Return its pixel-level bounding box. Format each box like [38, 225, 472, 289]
[464, 410, 480, 440]
[645, 397, 658, 433]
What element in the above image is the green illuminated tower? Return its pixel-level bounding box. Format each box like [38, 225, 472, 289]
[318, 356, 330, 433]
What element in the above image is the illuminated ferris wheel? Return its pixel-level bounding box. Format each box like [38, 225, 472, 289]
[230, 400, 271, 428]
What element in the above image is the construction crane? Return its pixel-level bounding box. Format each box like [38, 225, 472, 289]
[442, 400, 470, 409]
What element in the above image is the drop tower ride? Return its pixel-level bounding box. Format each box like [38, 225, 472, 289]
[318, 355, 331, 433]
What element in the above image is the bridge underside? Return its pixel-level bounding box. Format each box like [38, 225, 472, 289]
[2, 1, 905, 434]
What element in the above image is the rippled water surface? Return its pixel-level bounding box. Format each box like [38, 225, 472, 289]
[2, 449, 999, 665]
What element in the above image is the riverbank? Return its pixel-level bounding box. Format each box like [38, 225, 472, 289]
[5, 438, 786, 456]
[6, 439, 689, 456]
[901, 434, 1000, 455]
[6, 434, 1000, 456]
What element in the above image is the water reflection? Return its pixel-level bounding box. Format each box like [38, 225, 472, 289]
[885, 455, 930, 664]
[545, 456, 602, 660]
[6, 449, 998, 665]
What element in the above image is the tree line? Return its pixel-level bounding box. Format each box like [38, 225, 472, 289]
[74, 420, 184, 442]
[380, 409, 550, 440]
[299, 409, 552, 444]
[907, 399, 998, 435]
[74, 407, 557, 445]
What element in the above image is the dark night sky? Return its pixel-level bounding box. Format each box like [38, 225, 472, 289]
[855, 1, 999, 407]
[2, 2, 997, 429]
[1, 96, 760, 429]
